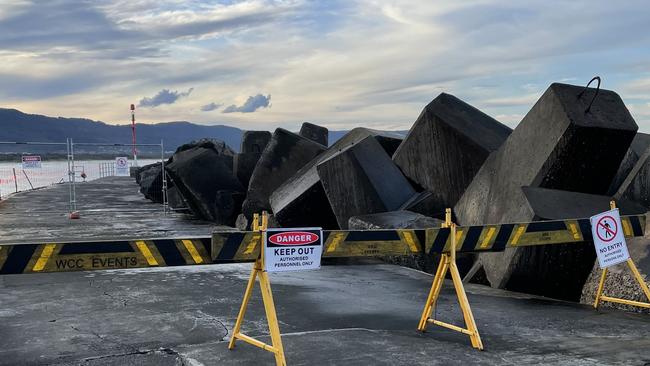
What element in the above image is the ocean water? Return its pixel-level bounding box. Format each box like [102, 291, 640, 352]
[0, 159, 160, 198]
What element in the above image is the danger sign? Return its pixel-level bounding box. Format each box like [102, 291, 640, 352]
[264, 228, 323, 273]
[590, 209, 629, 268]
[21, 155, 42, 169]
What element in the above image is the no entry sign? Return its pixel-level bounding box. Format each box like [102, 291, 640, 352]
[115, 157, 130, 176]
[264, 228, 323, 273]
[590, 209, 629, 268]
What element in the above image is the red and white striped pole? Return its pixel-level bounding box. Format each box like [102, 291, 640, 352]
[131, 103, 138, 167]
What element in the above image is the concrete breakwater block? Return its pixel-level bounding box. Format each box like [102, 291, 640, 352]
[166, 185, 188, 211]
[317, 136, 416, 229]
[241, 128, 326, 218]
[491, 187, 646, 300]
[523, 187, 647, 220]
[174, 138, 235, 169]
[399, 191, 447, 219]
[165, 140, 243, 225]
[234, 131, 272, 187]
[615, 145, 650, 209]
[348, 210, 442, 230]
[608, 132, 650, 195]
[393, 93, 511, 214]
[455, 82, 638, 300]
[299, 122, 328, 146]
[137, 162, 165, 203]
[241, 130, 272, 154]
[269, 128, 404, 229]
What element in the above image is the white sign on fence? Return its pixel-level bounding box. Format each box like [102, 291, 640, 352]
[114, 157, 130, 176]
[590, 208, 630, 268]
[21, 155, 42, 169]
[264, 228, 323, 273]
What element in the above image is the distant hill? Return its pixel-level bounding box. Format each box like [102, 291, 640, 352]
[0, 108, 405, 156]
[0, 108, 243, 154]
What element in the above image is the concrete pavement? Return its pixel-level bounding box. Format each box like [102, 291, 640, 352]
[1, 262, 649, 365]
[0, 177, 223, 244]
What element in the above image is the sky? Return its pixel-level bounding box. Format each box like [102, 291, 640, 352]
[1, 0, 650, 132]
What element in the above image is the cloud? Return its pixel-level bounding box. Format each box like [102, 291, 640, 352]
[222, 94, 271, 113]
[0, 0, 301, 57]
[200, 102, 222, 112]
[139, 88, 193, 107]
[5, 1, 650, 132]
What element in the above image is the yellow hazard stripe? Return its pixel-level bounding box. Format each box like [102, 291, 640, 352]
[135, 241, 158, 266]
[182, 240, 204, 264]
[455, 229, 464, 245]
[243, 236, 259, 255]
[510, 226, 526, 246]
[326, 232, 347, 253]
[33, 244, 57, 272]
[568, 223, 580, 240]
[399, 231, 420, 252]
[480, 227, 496, 249]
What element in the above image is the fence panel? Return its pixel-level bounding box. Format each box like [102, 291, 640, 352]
[68, 141, 167, 215]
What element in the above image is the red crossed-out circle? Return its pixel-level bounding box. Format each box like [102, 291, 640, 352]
[596, 215, 618, 242]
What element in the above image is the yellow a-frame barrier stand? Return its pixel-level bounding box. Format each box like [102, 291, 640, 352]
[228, 212, 287, 366]
[593, 201, 650, 310]
[417, 209, 484, 350]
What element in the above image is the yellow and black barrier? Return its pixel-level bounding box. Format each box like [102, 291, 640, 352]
[0, 214, 644, 275]
[211, 214, 646, 261]
[0, 237, 212, 275]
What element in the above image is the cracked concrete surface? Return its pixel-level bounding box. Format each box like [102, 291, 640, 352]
[1, 263, 650, 365]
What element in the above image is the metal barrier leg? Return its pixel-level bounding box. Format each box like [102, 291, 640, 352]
[593, 201, 650, 310]
[594, 259, 650, 310]
[627, 259, 650, 302]
[418, 254, 448, 331]
[593, 268, 608, 309]
[258, 268, 286, 366]
[228, 212, 287, 366]
[417, 208, 483, 350]
[449, 257, 483, 350]
[228, 262, 259, 350]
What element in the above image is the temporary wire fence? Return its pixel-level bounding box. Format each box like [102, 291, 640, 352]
[0, 140, 167, 216]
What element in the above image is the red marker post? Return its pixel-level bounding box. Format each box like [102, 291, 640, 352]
[131, 104, 137, 167]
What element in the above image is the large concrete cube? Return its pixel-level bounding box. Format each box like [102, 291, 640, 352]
[348, 210, 442, 230]
[241, 128, 326, 218]
[393, 93, 511, 213]
[317, 136, 416, 229]
[455, 82, 638, 300]
[137, 162, 164, 203]
[399, 191, 446, 220]
[299, 122, 328, 146]
[165, 141, 243, 225]
[234, 131, 272, 187]
[615, 145, 650, 208]
[269, 128, 404, 229]
[608, 132, 650, 195]
[241, 130, 272, 154]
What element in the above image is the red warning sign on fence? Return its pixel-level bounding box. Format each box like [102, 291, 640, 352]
[21, 155, 42, 169]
